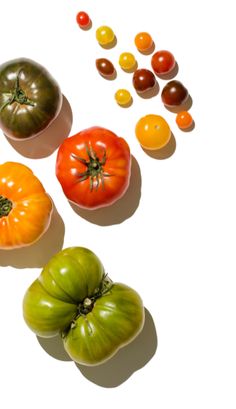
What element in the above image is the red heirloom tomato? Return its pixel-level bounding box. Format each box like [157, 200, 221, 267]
[56, 127, 131, 209]
[0, 162, 52, 249]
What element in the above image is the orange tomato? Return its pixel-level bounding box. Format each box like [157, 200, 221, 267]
[134, 32, 153, 52]
[0, 162, 52, 249]
[135, 115, 171, 150]
[176, 111, 193, 129]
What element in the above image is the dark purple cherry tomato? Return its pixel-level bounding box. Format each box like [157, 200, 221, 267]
[133, 69, 156, 93]
[161, 80, 188, 106]
[96, 58, 115, 78]
[151, 50, 175, 75]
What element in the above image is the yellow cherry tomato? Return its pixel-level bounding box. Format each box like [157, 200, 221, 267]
[115, 89, 132, 106]
[119, 52, 136, 70]
[96, 26, 115, 45]
[135, 115, 171, 150]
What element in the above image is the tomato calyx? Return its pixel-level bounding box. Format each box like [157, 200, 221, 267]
[71, 145, 112, 191]
[0, 195, 13, 218]
[0, 71, 35, 112]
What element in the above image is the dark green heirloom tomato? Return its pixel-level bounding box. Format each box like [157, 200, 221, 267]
[0, 58, 62, 140]
[23, 247, 144, 366]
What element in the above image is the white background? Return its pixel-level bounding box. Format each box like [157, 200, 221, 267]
[0, 0, 236, 407]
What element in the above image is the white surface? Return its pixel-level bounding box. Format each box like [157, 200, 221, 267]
[0, 0, 236, 407]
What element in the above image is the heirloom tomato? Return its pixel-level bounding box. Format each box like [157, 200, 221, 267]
[56, 127, 131, 209]
[0, 162, 52, 249]
[23, 246, 145, 366]
[0, 58, 62, 140]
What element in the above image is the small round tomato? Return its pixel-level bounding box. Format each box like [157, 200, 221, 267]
[76, 11, 90, 28]
[161, 80, 188, 106]
[151, 50, 175, 75]
[115, 89, 132, 106]
[95, 58, 115, 77]
[119, 52, 136, 70]
[135, 32, 153, 52]
[96, 26, 115, 46]
[133, 69, 156, 93]
[23, 246, 145, 366]
[135, 114, 171, 150]
[0, 162, 52, 249]
[176, 111, 193, 129]
[56, 127, 131, 209]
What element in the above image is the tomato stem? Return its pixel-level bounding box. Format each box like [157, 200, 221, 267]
[0, 195, 13, 218]
[0, 70, 35, 112]
[70, 145, 112, 191]
[75, 275, 113, 318]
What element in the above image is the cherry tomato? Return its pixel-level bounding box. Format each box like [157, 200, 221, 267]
[135, 115, 171, 150]
[135, 32, 153, 52]
[151, 50, 175, 75]
[76, 11, 90, 28]
[161, 80, 188, 106]
[115, 89, 132, 106]
[176, 111, 193, 129]
[133, 69, 156, 93]
[119, 52, 136, 70]
[96, 26, 115, 46]
[96, 58, 115, 77]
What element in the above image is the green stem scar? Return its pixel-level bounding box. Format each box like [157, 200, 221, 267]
[0, 70, 35, 112]
[71, 145, 112, 191]
[0, 195, 13, 218]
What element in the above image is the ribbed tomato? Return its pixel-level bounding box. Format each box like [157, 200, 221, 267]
[23, 247, 144, 366]
[55, 127, 131, 209]
[0, 162, 52, 249]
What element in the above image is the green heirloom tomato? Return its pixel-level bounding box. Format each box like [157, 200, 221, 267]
[23, 247, 144, 366]
[0, 58, 62, 140]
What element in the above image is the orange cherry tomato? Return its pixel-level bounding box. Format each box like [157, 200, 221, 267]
[135, 115, 171, 150]
[176, 111, 193, 129]
[0, 162, 52, 249]
[134, 32, 153, 52]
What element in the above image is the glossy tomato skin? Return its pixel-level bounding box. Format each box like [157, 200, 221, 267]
[64, 283, 144, 366]
[133, 68, 156, 93]
[151, 50, 175, 75]
[135, 115, 171, 150]
[56, 127, 131, 210]
[23, 247, 144, 366]
[0, 162, 52, 249]
[0, 58, 62, 140]
[161, 80, 188, 106]
[76, 11, 90, 28]
[95, 58, 115, 77]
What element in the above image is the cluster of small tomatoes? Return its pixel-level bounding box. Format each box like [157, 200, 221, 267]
[76, 11, 194, 152]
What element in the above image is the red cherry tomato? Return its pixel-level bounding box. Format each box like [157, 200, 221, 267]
[76, 11, 90, 28]
[151, 50, 175, 75]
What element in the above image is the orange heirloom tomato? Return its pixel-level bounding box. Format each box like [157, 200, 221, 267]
[0, 162, 52, 249]
[56, 127, 131, 210]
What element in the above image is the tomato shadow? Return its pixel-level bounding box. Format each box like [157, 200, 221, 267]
[5, 95, 73, 158]
[156, 62, 179, 80]
[69, 155, 142, 226]
[163, 94, 193, 114]
[143, 132, 176, 160]
[0, 203, 65, 268]
[36, 308, 157, 387]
